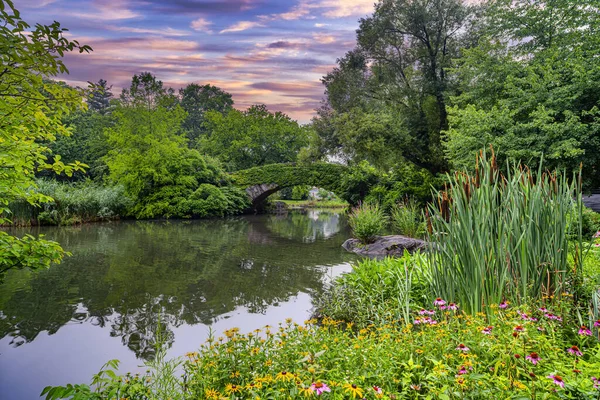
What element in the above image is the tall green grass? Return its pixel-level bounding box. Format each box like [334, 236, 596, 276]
[6, 179, 132, 226]
[348, 202, 387, 244]
[427, 151, 583, 314]
[390, 198, 425, 239]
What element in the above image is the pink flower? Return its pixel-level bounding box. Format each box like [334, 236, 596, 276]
[514, 325, 524, 332]
[433, 298, 446, 307]
[481, 326, 493, 335]
[594, 320, 600, 327]
[594, 243, 600, 247]
[526, 352, 540, 365]
[592, 377, 600, 389]
[539, 307, 548, 313]
[548, 374, 565, 388]
[310, 382, 331, 395]
[372, 386, 383, 395]
[544, 313, 562, 322]
[568, 345, 583, 356]
[448, 303, 458, 311]
[419, 309, 435, 316]
[594, 231, 600, 238]
[578, 326, 592, 336]
[456, 343, 470, 352]
[456, 365, 468, 376]
[499, 301, 508, 309]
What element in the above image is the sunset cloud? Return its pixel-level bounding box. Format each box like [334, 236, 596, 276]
[190, 18, 214, 33]
[18, 0, 371, 122]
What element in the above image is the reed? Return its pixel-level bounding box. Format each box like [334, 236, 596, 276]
[427, 149, 583, 314]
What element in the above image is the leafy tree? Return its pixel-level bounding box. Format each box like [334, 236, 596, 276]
[105, 73, 247, 218]
[0, 0, 89, 278]
[201, 104, 309, 171]
[444, 0, 600, 187]
[179, 83, 233, 145]
[313, 0, 475, 173]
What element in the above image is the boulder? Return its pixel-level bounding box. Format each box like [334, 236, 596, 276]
[342, 235, 428, 257]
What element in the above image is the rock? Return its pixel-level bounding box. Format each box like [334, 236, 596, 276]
[342, 235, 428, 257]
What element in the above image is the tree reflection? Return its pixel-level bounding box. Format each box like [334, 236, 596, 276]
[0, 211, 353, 359]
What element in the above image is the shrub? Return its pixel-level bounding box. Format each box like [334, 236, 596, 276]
[390, 198, 426, 239]
[582, 206, 600, 239]
[348, 202, 387, 243]
[315, 254, 430, 327]
[427, 151, 583, 314]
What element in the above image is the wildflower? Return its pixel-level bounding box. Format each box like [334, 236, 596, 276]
[578, 326, 592, 336]
[456, 343, 470, 352]
[276, 371, 294, 382]
[573, 369, 581, 374]
[592, 377, 600, 389]
[539, 307, 548, 312]
[514, 325, 524, 332]
[204, 388, 220, 399]
[410, 384, 421, 391]
[419, 309, 435, 315]
[568, 345, 583, 356]
[372, 386, 383, 396]
[456, 366, 468, 376]
[594, 231, 600, 238]
[310, 382, 331, 395]
[343, 383, 364, 399]
[526, 352, 540, 365]
[547, 374, 565, 388]
[225, 384, 241, 394]
[595, 243, 600, 247]
[433, 298, 446, 307]
[481, 326, 493, 335]
[499, 301, 508, 309]
[544, 313, 562, 322]
[514, 354, 521, 359]
[594, 320, 600, 327]
[448, 303, 458, 311]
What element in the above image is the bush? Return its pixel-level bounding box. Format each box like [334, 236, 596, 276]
[348, 202, 387, 243]
[427, 151, 583, 314]
[291, 185, 310, 200]
[390, 198, 426, 239]
[582, 206, 600, 239]
[315, 254, 430, 326]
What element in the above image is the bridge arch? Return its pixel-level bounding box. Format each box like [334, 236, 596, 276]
[231, 163, 349, 209]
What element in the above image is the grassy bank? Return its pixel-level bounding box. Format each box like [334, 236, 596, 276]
[279, 199, 349, 209]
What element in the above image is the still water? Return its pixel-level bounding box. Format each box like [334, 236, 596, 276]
[0, 209, 355, 399]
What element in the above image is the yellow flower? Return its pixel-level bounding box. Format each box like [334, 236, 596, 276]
[298, 386, 314, 397]
[415, 349, 424, 354]
[230, 371, 240, 378]
[343, 383, 364, 399]
[246, 382, 263, 390]
[276, 371, 295, 382]
[286, 318, 293, 324]
[225, 383, 241, 395]
[204, 388, 220, 399]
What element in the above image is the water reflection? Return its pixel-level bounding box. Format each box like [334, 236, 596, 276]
[0, 210, 354, 398]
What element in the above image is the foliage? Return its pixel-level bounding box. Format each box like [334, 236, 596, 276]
[316, 254, 429, 327]
[581, 207, 600, 240]
[179, 83, 233, 145]
[390, 198, 426, 239]
[201, 104, 309, 172]
[348, 203, 387, 244]
[445, 0, 600, 188]
[87, 79, 114, 115]
[427, 151, 583, 314]
[0, 0, 90, 277]
[291, 186, 310, 201]
[312, 0, 476, 174]
[105, 73, 247, 219]
[231, 163, 348, 197]
[6, 179, 132, 226]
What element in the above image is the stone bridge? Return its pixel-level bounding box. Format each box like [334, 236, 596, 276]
[230, 163, 348, 209]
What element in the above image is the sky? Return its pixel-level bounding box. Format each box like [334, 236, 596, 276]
[17, 0, 377, 123]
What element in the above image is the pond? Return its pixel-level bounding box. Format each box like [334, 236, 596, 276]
[0, 209, 356, 399]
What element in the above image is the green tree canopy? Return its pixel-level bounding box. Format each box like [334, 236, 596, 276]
[444, 0, 600, 187]
[179, 83, 234, 145]
[201, 104, 309, 172]
[0, 0, 89, 277]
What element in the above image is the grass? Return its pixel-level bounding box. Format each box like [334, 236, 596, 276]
[279, 199, 349, 208]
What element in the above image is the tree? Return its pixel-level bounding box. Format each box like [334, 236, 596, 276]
[87, 78, 114, 115]
[105, 73, 248, 218]
[313, 0, 475, 173]
[201, 104, 309, 171]
[179, 83, 233, 145]
[444, 0, 600, 188]
[0, 0, 89, 278]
